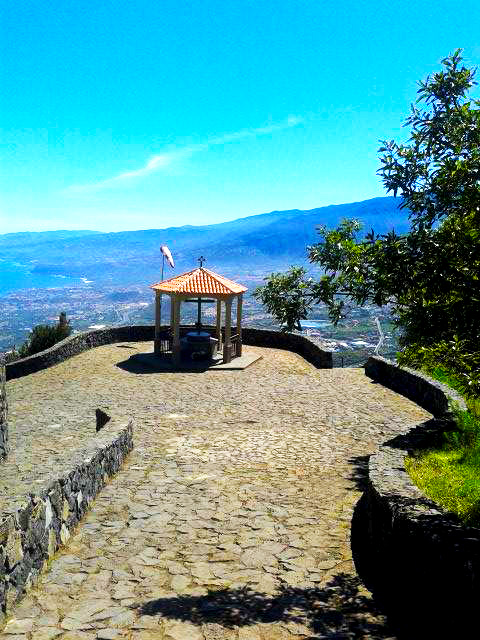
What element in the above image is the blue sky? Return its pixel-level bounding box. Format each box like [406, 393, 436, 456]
[1, 0, 479, 233]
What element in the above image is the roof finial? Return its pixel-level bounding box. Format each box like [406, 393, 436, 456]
[198, 255, 206, 268]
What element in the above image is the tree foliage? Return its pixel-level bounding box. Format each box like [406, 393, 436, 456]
[254, 51, 480, 395]
[379, 49, 480, 229]
[19, 313, 72, 358]
[400, 336, 480, 399]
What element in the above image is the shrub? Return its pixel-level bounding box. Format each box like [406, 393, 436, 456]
[398, 336, 480, 402]
[19, 314, 72, 358]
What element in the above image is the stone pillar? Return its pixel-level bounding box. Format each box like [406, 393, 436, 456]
[216, 299, 222, 350]
[0, 357, 8, 461]
[236, 294, 243, 357]
[223, 298, 232, 363]
[154, 291, 162, 355]
[172, 297, 181, 365]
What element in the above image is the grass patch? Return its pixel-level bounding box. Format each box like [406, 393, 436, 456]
[405, 367, 480, 527]
[406, 445, 480, 526]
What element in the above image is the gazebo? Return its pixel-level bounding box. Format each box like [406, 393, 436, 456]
[150, 262, 247, 365]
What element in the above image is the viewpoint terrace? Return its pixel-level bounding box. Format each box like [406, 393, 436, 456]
[0, 334, 430, 639]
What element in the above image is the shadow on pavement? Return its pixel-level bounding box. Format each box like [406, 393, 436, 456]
[134, 573, 396, 639]
[347, 454, 371, 491]
[116, 354, 216, 374]
[383, 418, 455, 451]
[116, 356, 169, 375]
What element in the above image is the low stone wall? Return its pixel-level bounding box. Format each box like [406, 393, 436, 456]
[353, 358, 478, 638]
[6, 325, 332, 380]
[242, 327, 333, 369]
[0, 416, 133, 619]
[353, 442, 480, 638]
[6, 326, 155, 380]
[364, 354, 466, 417]
[0, 359, 7, 460]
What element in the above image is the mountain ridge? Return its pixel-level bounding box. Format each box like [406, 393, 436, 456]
[0, 196, 410, 283]
[0, 196, 407, 243]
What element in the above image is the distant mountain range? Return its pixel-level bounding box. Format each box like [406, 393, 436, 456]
[0, 196, 411, 284]
[0, 229, 103, 248]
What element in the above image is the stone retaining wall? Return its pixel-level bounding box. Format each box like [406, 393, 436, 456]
[6, 326, 155, 381]
[0, 416, 133, 620]
[353, 356, 478, 638]
[6, 325, 332, 380]
[364, 354, 466, 417]
[242, 327, 333, 369]
[0, 360, 7, 461]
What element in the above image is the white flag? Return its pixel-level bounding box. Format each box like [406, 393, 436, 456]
[160, 244, 174, 268]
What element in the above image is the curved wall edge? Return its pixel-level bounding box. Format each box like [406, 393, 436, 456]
[354, 357, 478, 638]
[6, 325, 333, 380]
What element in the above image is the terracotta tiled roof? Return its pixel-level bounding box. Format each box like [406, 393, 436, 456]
[151, 268, 247, 295]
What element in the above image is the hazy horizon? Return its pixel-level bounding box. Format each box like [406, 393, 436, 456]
[0, 195, 398, 236]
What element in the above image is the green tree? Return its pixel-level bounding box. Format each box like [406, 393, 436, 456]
[19, 313, 72, 358]
[254, 50, 480, 395]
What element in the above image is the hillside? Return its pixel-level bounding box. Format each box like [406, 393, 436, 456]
[0, 197, 410, 284]
[0, 230, 103, 248]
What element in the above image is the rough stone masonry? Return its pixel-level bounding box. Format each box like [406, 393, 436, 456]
[0, 359, 8, 461]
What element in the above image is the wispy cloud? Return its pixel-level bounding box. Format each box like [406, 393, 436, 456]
[65, 115, 303, 194]
[65, 149, 192, 194]
[209, 115, 303, 145]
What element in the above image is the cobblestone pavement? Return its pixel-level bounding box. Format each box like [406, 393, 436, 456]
[2, 343, 430, 639]
[1, 362, 107, 513]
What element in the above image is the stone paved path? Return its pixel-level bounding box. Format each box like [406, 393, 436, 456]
[2, 343, 430, 639]
[1, 361, 106, 513]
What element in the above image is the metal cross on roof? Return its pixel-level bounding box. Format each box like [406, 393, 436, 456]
[198, 255, 206, 267]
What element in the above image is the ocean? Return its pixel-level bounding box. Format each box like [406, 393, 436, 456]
[0, 261, 84, 295]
